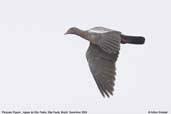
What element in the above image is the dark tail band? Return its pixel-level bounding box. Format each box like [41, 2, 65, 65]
[120, 34, 145, 44]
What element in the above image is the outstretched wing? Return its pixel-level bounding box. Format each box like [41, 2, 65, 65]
[86, 43, 119, 97]
[88, 27, 121, 54]
[96, 31, 121, 54]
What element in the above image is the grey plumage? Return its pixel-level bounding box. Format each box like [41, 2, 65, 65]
[86, 43, 119, 97]
[86, 27, 121, 97]
[65, 26, 145, 98]
[95, 31, 121, 54]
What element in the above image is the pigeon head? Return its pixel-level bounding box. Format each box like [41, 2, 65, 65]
[64, 27, 80, 35]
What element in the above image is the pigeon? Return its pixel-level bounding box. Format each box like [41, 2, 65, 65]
[64, 26, 145, 98]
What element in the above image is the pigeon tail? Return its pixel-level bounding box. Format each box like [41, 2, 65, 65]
[120, 34, 145, 44]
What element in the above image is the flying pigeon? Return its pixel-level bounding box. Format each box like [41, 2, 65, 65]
[64, 26, 145, 98]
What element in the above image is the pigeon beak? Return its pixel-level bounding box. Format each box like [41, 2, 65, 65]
[64, 31, 69, 35]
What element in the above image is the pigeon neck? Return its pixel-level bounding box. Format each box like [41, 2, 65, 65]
[74, 29, 94, 43]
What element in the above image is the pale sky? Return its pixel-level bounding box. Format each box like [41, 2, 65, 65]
[0, 0, 170, 114]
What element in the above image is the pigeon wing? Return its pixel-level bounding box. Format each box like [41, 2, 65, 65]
[86, 43, 119, 97]
[88, 27, 121, 54]
[96, 31, 121, 54]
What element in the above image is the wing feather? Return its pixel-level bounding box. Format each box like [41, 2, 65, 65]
[96, 31, 121, 54]
[86, 43, 119, 97]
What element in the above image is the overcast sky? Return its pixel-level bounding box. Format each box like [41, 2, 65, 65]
[0, 0, 170, 114]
